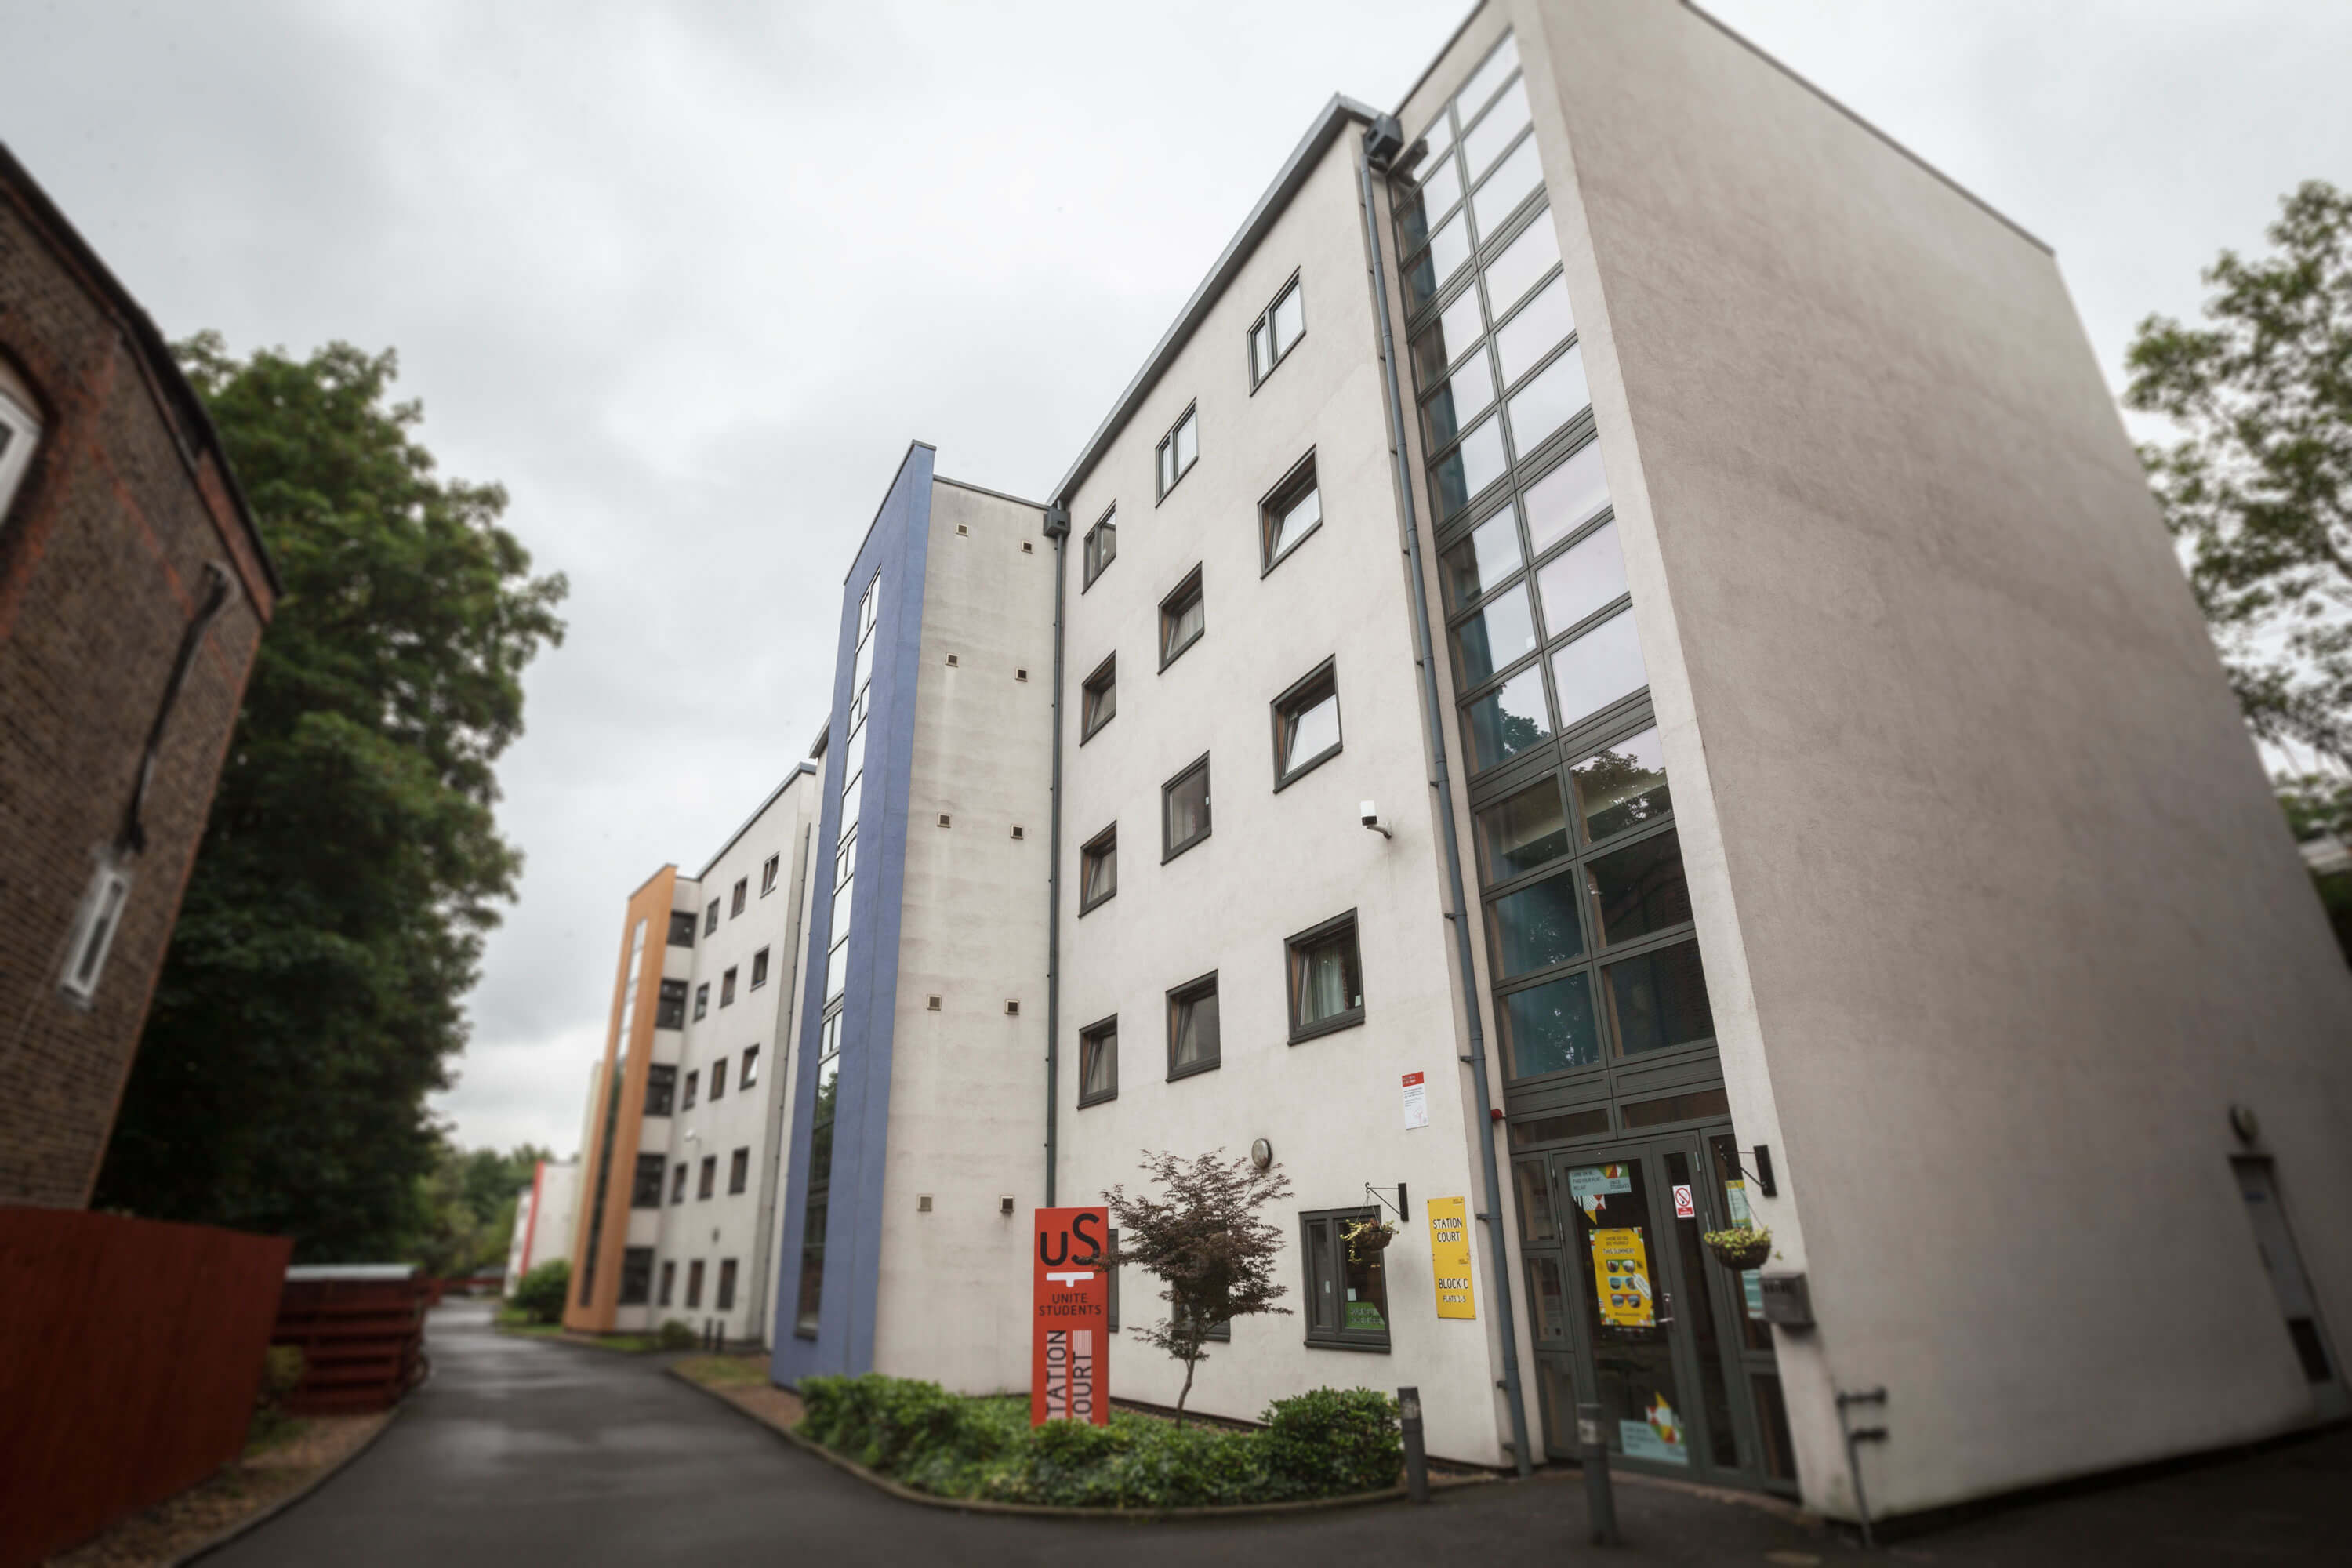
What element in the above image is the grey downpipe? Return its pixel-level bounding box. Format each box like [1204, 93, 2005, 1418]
[1041, 503, 1072, 1205]
[1356, 120, 1533, 1478]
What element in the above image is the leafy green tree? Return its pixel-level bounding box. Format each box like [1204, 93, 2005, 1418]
[1103, 1149, 1292, 1427]
[510, 1258, 571, 1324]
[2125, 180, 2352, 768]
[93, 336, 565, 1261]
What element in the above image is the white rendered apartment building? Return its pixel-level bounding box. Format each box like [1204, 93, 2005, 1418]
[744, 0, 2350, 1527]
[566, 765, 822, 1346]
[502, 1156, 579, 1295]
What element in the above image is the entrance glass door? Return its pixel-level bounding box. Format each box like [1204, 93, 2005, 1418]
[1523, 1128, 1795, 1492]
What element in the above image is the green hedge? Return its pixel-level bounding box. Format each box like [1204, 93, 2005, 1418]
[797, 1374, 1399, 1508]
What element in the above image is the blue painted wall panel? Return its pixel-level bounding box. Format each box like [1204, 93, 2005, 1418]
[771, 443, 934, 1385]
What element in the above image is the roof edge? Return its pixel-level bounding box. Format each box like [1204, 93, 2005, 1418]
[843, 439, 937, 586]
[1047, 93, 1381, 506]
[1679, 2, 2050, 256]
[693, 761, 820, 881]
[0, 140, 285, 594]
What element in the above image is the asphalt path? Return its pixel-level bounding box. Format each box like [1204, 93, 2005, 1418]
[208, 1300, 2346, 1567]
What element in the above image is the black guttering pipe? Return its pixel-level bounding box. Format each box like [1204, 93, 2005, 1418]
[1041, 503, 1071, 1205]
[1355, 116, 1533, 1478]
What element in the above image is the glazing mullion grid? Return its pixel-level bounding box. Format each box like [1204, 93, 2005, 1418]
[1400, 85, 1690, 1080]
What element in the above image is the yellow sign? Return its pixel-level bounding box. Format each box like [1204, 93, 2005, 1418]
[1591, 1226, 1654, 1328]
[1428, 1196, 1475, 1319]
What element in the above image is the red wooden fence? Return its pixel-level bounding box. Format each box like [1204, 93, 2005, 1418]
[0, 1208, 291, 1568]
[272, 1268, 429, 1414]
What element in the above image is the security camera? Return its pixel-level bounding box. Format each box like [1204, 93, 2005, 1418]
[1361, 800, 1392, 840]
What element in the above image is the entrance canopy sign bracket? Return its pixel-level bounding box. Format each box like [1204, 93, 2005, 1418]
[1366, 1181, 1410, 1221]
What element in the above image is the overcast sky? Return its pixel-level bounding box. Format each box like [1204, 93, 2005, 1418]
[7, 2, 2347, 1156]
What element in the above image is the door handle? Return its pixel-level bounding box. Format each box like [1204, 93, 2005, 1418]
[1655, 1289, 1675, 1327]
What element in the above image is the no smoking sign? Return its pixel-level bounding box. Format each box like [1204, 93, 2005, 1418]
[1673, 1184, 1696, 1219]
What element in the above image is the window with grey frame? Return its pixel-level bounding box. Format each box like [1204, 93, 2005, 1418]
[1080, 655, 1116, 741]
[671, 1162, 688, 1203]
[720, 967, 737, 1007]
[761, 853, 779, 895]
[686, 1259, 705, 1308]
[644, 1063, 676, 1116]
[705, 898, 720, 936]
[741, 1045, 760, 1087]
[631, 1153, 666, 1208]
[1156, 405, 1199, 499]
[731, 878, 748, 916]
[711, 1058, 727, 1099]
[656, 979, 688, 1029]
[1473, 717, 1713, 1085]
[694, 982, 709, 1022]
[698, 1155, 717, 1200]
[1084, 508, 1117, 586]
[1249, 274, 1305, 387]
[1300, 1209, 1389, 1350]
[619, 1247, 654, 1305]
[1166, 972, 1219, 1080]
[1162, 755, 1210, 860]
[729, 1146, 750, 1194]
[1159, 568, 1205, 669]
[0, 379, 42, 521]
[668, 910, 696, 947]
[1078, 1014, 1117, 1107]
[683, 1069, 699, 1109]
[752, 947, 770, 989]
[1079, 823, 1117, 914]
[659, 1259, 676, 1306]
[717, 1258, 739, 1312]
[1286, 909, 1363, 1043]
[1259, 452, 1321, 573]
[1270, 659, 1341, 789]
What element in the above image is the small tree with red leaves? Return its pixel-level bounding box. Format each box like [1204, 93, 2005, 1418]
[1104, 1149, 1292, 1428]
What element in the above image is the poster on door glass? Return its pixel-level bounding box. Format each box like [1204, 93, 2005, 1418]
[1569, 1163, 1632, 1219]
[1589, 1225, 1653, 1328]
[1620, 1395, 1688, 1465]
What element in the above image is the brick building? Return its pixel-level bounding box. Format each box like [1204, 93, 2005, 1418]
[0, 143, 277, 1207]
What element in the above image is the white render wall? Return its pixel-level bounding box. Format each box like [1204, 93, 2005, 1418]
[1493, 0, 2352, 1519]
[1055, 132, 1508, 1463]
[868, 477, 1054, 1395]
[635, 769, 818, 1345]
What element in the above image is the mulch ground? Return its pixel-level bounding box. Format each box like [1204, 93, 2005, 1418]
[47, 1413, 390, 1567]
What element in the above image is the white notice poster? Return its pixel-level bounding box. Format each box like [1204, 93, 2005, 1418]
[1400, 1071, 1428, 1130]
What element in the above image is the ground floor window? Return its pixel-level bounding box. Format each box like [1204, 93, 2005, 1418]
[1300, 1208, 1389, 1350]
[717, 1259, 739, 1312]
[686, 1259, 706, 1308]
[659, 1261, 676, 1307]
[618, 1247, 654, 1306]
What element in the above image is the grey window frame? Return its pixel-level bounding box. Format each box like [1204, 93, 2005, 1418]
[1269, 657, 1343, 791]
[1158, 566, 1205, 670]
[1155, 403, 1200, 502]
[729, 1147, 750, 1195]
[731, 878, 748, 917]
[656, 979, 688, 1030]
[668, 911, 696, 947]
[717, 1258, 739, 1312]
[1165, 971, 1221, 1082]
[644, 1063, 677, 1116]
[630, 1153, 666, 1208]
[1247, 270, 1306, 390]
[671, 1162, 688, 1203]
[1285, 908, 1365, 1044]
[711, 1057, 728, 1100]
[683, 1069, 699, 1110]
[698, 1155, 717, 1200]
[694, 982, 709, 1022]
[705, 899, 720, 936]
[1083, 507, 1117, 588]
[741, 1044, 760, 1088]
[1300, 1207, 1391, 1352]
[686, 1259, 705, 1308]
[720, 967, 738, 1007]
[1258, 450, 1323, 575]
[1080, 654, 1116, 742]
[751, 946, 770, 989]
[1161, 753, 1212, 862]
[1077, 1014, 1118, 1108]
[1078, 822, 1117, 915]
[761, 854, 780, 895]
[659, 1259, 676, 1306]
[618, 1247, 654, 1305]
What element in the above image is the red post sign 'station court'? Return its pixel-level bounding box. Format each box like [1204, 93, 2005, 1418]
[1031, 1206, 1111, 1425]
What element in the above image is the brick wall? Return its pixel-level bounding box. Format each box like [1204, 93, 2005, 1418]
[0, 164, 275, 1207]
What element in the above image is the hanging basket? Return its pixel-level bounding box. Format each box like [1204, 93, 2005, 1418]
[1702, 1226, 1773, 1270]
[1343, 1220, 1398, 1262]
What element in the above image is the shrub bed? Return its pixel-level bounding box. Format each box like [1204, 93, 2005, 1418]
[796, 1374, 1399, 1508]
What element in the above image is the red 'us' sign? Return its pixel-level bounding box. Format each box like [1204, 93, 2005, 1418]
[1031, 1206, 1110, 1426]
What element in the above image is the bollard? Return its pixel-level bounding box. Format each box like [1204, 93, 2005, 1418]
[1577, 1401, 1618, 1546]
[1397, 1386, 1429, 1503]
[715, 1326, 726, 1356]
